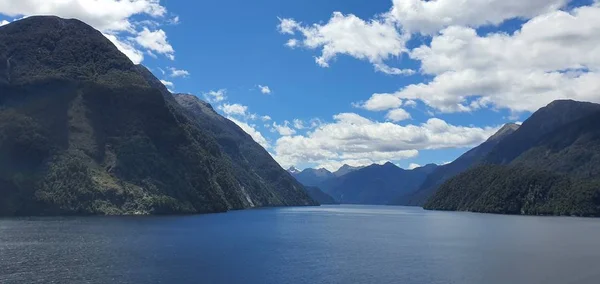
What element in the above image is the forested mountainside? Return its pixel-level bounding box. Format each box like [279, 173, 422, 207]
[0, 16, 315, 216]
[393, 123, 519, 206]
[425, 101, 600, 216]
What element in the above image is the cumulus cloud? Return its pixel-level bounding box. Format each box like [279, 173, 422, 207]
[134, 27, 174, 60]
[168, 67, 190, 78]
[219, 103, 248, 117]
[203, 89, 227, 103]
[387, 0, 566, 34]
[160, 79, 174, 88]
[277, 13, 413, 75]
[378, 5, 600, 113]
[271, 112, 499, 169]
[0, 0, 177, 63]
[278, 0, 598, 114]
[258, 85, 271, 94]
[272, 121, 297, 136]
[0, 19, 8, 26]
[386, 108, 411, 122]
[293, 119, 305, 130]
[356, 93, 402, 111]
[103, 33, 144, 64]
[407, 163, 421, 170]
[228, 117, 270, 149]
[261, 115, 272, 121]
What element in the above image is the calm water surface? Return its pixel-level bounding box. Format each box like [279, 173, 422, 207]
[1, 205, 599, 284]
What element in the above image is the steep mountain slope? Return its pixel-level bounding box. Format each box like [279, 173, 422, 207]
[320, 162, 437, 205]
[291, 168, 335, 187]
[0, 16, 315, 216]
[484, 100, 600, 165]
[305, 186, 338, 205]
[425, 101, 600, 216]
[173, 93, 316, 207]
[394, 123, 520, 206]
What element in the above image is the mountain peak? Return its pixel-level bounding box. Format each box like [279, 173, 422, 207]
[333, 164, 364, 177]
[488, 123, 520, 141]
[0, 16, 146, 86]
[287, 166, 301, 174]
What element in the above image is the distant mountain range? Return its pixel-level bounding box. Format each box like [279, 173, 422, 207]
[289, 100, 600, 216]
[0, 16, 316, 216]
[289, 162, 438, 205]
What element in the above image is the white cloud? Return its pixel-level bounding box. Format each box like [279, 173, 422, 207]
[278, 12, 413, 75]
[272, 121, 296, 136]
[103, 33, 144, 64]
[228, 117, 270, 149]
[203, 89, 227, 103]
[169, 16, 179, 25]
[0, 0, 166, 32]
[160, 79, 174, 88]
[279, 1, 600, 115]
[219, 103, 248, 117]
[271, 112, 499, 170]
[285, 39, 299, 48]
[0, 0, 175, 63]
[168, 67, 190, 78]
[386, 108, 411, 122]
[309, 118, 323, 129]
[404, 100, 417, 107]
[261, 115, 272, 121]
[407, 163, 421, 170]
[387, 0, 567, 34]
[357, 93, 402, 111]
[293, 119, 305, 130]
[380, 5, 600, 113]
[134, 27, 174, 59]
[0, 19, 8, 26]
[258, 85, 271, 94]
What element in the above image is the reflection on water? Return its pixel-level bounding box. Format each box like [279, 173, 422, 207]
[1, 205, 599, 284]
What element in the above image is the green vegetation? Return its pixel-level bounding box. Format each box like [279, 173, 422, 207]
[424, 165, 600, 216]
[0, 16, 315, 216]
[425, 105, 600, 216]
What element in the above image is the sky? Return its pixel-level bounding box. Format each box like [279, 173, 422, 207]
[1, 0, 599, 171]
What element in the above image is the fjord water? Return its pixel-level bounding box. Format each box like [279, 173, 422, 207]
[1, 206, 599, 284]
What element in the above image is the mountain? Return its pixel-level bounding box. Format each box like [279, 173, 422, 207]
[393, 123, 520, 206]
[425, 100, 600, 216]
[287, 166, 301, 175]
[304, 186, 338, 205]
[333, 164, 363, 177]
[0, 16, 315, 216]
[291, 168, 335, 187]
[320, 162, 437, 205]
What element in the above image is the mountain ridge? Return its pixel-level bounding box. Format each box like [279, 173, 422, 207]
[425, 101, 600, 216]
[0, 16, 316, 216]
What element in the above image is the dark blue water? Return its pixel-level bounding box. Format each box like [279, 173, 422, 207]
[1, 205, 599, 284]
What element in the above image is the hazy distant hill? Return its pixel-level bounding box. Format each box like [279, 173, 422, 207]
[333, 164, 364, 177]
[319, 162, 437, 205]
[289, 168, 335, 187]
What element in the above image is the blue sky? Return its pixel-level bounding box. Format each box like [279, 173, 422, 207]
[1, 0, 599, 171]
